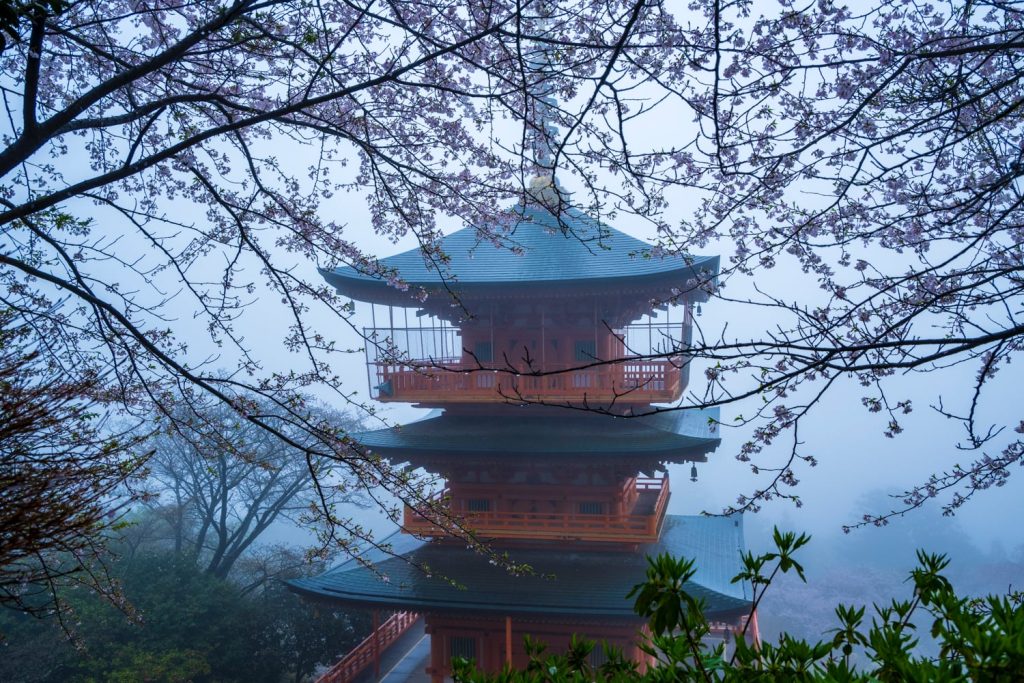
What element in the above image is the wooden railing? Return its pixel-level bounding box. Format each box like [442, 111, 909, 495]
[316, 611, 420, 683]
[404, 477, 671, 544]
[370, 360, 686, 404]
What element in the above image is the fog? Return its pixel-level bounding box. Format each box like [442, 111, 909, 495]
[233, 191, 1008, 656]
[162, 145, 1009, 546]
[6, 5, 1023, 681]
[35, 5, 1019, 581]
[39, 32, 1021, 646]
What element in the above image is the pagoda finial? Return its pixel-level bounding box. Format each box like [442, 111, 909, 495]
[527, 0, 559, 177]
[527, 174, 563, 211]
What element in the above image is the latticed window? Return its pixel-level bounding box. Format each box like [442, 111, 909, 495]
[474, 341, 493, 362]
[466, 499, 491, 512]
[578, 501, 605, 515]
[574, 339, 596, 361]
[450, 636, 477, 661]
[573, 340, 598, 387]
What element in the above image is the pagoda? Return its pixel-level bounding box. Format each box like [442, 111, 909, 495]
[290, 184, 756, 681]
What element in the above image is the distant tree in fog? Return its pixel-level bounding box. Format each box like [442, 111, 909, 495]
[146, 396, 366, 579]
[0, 544, 370, 683]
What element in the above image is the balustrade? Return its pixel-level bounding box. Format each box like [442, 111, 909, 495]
[370, 360, 686, 404]
[404, 477, 670, 544]
[363, 321, 691, 404]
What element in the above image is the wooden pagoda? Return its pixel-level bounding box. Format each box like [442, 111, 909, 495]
[290, 185, 756, 682]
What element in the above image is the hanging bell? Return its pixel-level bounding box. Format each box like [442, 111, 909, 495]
[690, 464, 698, 482]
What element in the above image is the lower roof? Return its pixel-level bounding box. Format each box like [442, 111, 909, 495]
[289, 514, 751, 620]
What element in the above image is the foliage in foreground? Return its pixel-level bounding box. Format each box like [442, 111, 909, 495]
[453, 530, 1024, 682]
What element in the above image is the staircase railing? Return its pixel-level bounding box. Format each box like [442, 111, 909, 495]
[316, 611, 421, 683]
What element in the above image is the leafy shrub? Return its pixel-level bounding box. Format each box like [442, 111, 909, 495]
[453, 530, 1024, 682]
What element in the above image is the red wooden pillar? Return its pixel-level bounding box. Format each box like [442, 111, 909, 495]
[373, 610, 381, 679]
[505, 616, 512, 666]
[426, 618, 444, 683]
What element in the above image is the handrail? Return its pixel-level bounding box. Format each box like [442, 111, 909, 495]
[405, 477, 671, 543]
[316, 611, 420, 683]
[370, 359, 685, 403]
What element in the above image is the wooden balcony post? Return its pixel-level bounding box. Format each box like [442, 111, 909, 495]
[505, 616, 513, 666]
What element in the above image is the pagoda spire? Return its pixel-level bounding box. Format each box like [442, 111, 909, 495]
[527, 0, 559, 176]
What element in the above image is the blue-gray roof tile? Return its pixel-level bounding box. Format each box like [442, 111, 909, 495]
[289, 515, 750, 619]
[323, 204, 717, 294]
[352, 408, 720, 459]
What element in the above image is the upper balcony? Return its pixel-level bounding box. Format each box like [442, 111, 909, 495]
[363, 321, 692, 406]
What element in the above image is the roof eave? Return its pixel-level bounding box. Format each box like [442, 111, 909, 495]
[322, 258, 720, 307]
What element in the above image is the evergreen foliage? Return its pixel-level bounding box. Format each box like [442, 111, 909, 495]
[452, 530, 1024, 682]
[0, 546, 368, 683]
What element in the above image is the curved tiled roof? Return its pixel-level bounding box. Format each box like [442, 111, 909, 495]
[289, 515, 750, 619]
[352, 408, 720, 460]
[322, 204, 718, 300]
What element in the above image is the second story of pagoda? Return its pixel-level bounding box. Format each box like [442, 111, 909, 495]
[322, 183, 719, 411]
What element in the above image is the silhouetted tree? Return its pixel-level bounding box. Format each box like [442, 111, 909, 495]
[0, 310, 148, 624]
